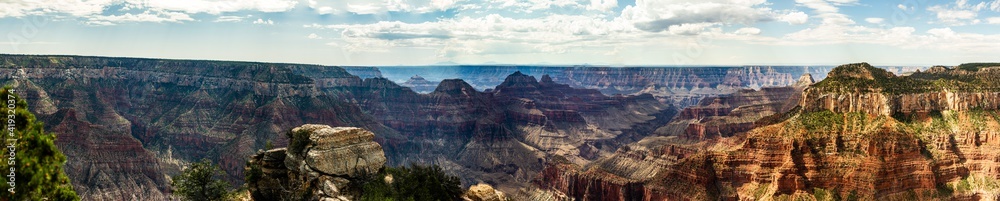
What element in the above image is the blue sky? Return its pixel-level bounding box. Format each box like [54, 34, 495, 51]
[0, 0, 998, 66]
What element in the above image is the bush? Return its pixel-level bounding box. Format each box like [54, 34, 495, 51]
[0, 87, 79, 201]
[359, 164, 463, 201]
[800, 111, 843, 132]
[172, 159, 233, 201]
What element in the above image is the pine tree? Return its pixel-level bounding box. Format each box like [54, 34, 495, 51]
[172, 159, 232, 201]
[0, 87, 80, 201]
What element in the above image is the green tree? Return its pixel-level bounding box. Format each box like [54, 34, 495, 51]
[360, 163, 463, 201]
[0, 87, 79, 201]
[172, 159, 232, 201]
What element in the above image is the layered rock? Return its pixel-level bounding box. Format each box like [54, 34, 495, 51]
[377, 66, 833, 108]
[247, 125, 386, 201]
[306, 70, 676, 191]
[802, 63, 1000, 117]
[535, 63, 1000, 200]
[656, 82, 807, 140]
[1, 55, 393, 200]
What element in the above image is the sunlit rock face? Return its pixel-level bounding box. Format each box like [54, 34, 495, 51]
[534, 63, 1000, 200]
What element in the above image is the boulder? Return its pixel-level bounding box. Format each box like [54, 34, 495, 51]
[463, 183, 508, 201]
[249, 125, 387, 201]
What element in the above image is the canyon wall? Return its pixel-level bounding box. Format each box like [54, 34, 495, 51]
[535, 63, 1000, 200]
[378, 66, 835, 108]
[1, 55, 393, 200]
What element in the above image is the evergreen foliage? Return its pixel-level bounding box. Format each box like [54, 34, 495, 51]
[0, 86, 79, 201]
[171, 159, 233, 201]
[359, 164, 464, 201]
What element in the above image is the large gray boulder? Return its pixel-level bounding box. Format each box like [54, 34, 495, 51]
[286, 125, 387, 177]
[248, 124, 387, 201]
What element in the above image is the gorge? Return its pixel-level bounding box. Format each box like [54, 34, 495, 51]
[9, 54, 988, 200]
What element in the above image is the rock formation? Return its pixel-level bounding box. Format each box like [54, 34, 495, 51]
[1, 55, 394, 200]
[302, 69, 677, 192]
[463, 183, 509, 201]
[247, 124, 386, 201]
[400, 75, 440, 93]
[376, 66, 833, 108]
[535, 62, 1000, 200]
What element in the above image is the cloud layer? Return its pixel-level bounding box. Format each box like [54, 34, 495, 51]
[1, 0, 999, 65]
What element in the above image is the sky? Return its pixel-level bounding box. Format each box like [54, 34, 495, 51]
[0, 0, 998, 66]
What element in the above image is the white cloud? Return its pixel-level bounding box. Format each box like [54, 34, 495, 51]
[0, 0, 296, 25]
[306, 0, 463, 14]
[988, 17, 1000, 24]
[214, 15, 250, 22]
[253, 18, 274, 25]
[587, 0, 618, 11]
[621, 0, 775, 32]
[129, 0, 298, 15]
[308, 33, 322, 39]
[667, 23, 715, 35]
[777, 12, 809, 24]
[865, 17, 884, 24]
[926, 0, 1000, 26]
[897, 4, 908, 10]
[0, 0, 112, 18]
[88, 10, 194, 25]
[734, 27, 761, 35]
[928, 5, 978, 25]
[927, 27, 956, 37]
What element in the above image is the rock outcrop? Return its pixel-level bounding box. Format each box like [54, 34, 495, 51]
[463, 183, 509, 201]
[247, 125, 386, 201]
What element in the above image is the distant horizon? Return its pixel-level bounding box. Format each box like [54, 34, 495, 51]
[2, 0, 998, 66]
[0, 53, 972, 67]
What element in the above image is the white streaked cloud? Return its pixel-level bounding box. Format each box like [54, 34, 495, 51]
[87, 10, 194, 25]
[253, 18, 274, 25]
[865, 17, 884, 24]
[926, 0, 1000, 26]
[128, 0, 298, 14]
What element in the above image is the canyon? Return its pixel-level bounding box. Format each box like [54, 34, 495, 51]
[534, 62, 1000, 200]
[371, 65, 834, 108]
[6, 54, 970, 200]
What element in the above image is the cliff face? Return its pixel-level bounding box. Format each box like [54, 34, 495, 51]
[658, 85, 805, 140]
[801, 63, 1000, 117]
[536, 63, 1000, 200]
[341, 67, 384, 79]
[309, 70, 677, 190]
[1, 55, 392, 200]
[378, 66, 833, 108]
